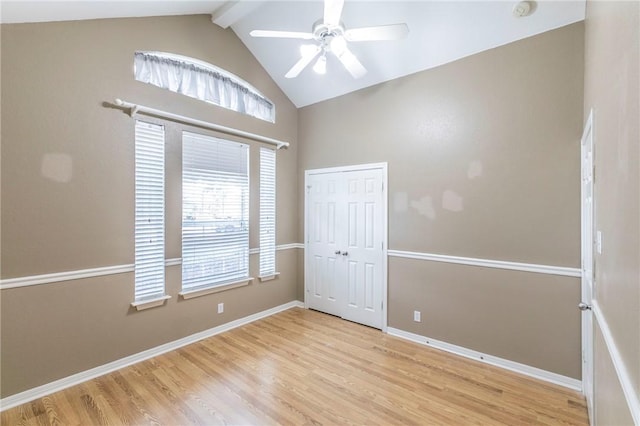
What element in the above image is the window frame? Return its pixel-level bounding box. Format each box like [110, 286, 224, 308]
[179, 131, 253, 298]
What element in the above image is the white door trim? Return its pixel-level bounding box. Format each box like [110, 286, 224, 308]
[304, 162, 388, 331]
[580, 108, 595, 425]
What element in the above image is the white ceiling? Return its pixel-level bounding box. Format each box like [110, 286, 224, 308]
[1, 1, 585, 107]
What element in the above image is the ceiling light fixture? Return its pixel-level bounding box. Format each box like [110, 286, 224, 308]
[313, 55, 327, 74]
[329, 36, 347, 56]
[300, 44, 319, 57]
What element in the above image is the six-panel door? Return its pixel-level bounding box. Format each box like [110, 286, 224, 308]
[305, 167, 385, 329]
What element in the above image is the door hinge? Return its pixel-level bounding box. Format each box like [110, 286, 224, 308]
[381, 301, 384, 310]
[306, 185, 312, 194]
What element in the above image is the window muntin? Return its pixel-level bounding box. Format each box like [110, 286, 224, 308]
[181, 132, 250, 292]
[134, 51, 275, 123]
[259, 147, 276, 277]
[134, 121, 166, 302]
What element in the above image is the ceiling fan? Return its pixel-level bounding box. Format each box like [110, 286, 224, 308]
[249, 0, 409, 79]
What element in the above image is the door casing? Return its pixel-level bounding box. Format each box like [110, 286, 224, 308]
[304, 162, 388, 331]
[581, 109, 595, 424]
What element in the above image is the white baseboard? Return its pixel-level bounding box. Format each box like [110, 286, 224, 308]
[592, 300, 640, 424]
[0, 300, 305, 411]
[387, 327, 582, 392]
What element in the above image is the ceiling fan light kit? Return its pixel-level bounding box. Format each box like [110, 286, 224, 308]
[249, 0, 409, 79]
[313, 55, 327, 74]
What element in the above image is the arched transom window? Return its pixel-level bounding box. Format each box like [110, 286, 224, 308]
[134, 51, 275, 123]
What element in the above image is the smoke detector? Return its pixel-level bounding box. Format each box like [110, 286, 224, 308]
[513, 1, 533, 17]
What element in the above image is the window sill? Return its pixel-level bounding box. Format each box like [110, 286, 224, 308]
[179, 277, 254, 300]
[258, 272, 280, 282]
[131, 295, 171, 311]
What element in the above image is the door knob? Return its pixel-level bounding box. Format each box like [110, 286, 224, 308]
[335, 250, 342, 255]
[578, 302, 592, 311]
[342, 251, 349, 256]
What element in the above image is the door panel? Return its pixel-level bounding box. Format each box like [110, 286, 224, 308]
[341, 169, 384, 328]
[305, 166, 386, 329]
[306, 173, 343, 317]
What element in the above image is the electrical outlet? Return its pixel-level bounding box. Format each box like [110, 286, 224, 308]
[413, 310, 421, 322]
[217, 303, 224, 314]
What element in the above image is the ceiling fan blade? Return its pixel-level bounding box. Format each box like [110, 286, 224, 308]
[323, 0, 344, 27]
[285, 46, 321, 78]
[344, 23, 409, 42]
[335, 46, 367, 79]
[250, 30, 314, 40]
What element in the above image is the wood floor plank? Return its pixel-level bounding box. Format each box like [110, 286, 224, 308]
[1, 307, 589, 425]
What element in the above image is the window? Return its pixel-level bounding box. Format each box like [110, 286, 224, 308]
[134, 51, 275, 123]
[259, 147, 277, 278]
[181, 132, 250, 293]
[134, 121, 166, 305]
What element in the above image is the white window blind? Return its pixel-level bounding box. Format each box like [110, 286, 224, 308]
[182, 132, 249, 292]
[259, 147, 276, 276]
[134, 121, 166, 302]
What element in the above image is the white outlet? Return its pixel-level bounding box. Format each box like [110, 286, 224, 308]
[413, 310, 421, 322]
[217, 303, 224, 314]
[596, 230, 603, 254]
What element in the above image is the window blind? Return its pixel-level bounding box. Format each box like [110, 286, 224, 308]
[134, 121, 166, 302]
[259, 147, 276, 276]
[182, 132, 249, 292]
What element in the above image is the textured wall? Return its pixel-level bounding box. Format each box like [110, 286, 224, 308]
[583, 0, 640, 422]
[299, 23, 585, 378]
[1, 15, 299, 397]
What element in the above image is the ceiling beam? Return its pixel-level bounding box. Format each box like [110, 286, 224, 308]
[211, 1, 265, 29]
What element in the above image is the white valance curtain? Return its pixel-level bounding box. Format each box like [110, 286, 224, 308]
[134, 51, 275, 123]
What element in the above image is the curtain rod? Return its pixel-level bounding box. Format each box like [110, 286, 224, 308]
[113, 99, 289, 149]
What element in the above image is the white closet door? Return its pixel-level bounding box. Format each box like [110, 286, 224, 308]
[306, 172, 344, 317]
[341, 169, 384, 329]
[305, 165, 386, 329]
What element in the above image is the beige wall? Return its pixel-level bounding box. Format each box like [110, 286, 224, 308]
[594, 323, 636, 425]
[1, 15, 300, 397]
[299, 23, 585, 378]
[390, 258, 581, 378]
[583, 1, 639, 423]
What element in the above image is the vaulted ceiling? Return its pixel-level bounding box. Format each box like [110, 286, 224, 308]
[1, 1, 585, 107]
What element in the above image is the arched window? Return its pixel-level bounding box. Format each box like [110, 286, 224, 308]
[134, 51, 275, 123]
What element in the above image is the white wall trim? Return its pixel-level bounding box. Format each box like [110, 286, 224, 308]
[165, 258, 182, 267]
[0, 264, 135, 290]
[276, 243, 304, 251]
[592, 300, 640, 424]
[305, 162, 389, 175]
[0, 300, 305, 411]
[388, 249, 581, 278]
[1, 243, 305, 291]
[387, 327, 582, 391]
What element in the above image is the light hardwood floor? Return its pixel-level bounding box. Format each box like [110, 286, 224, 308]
[2, 307, 588, 425]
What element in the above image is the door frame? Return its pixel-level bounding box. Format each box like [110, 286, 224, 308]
[304, 162, 389, 331]
[580, 108, 595, 424]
